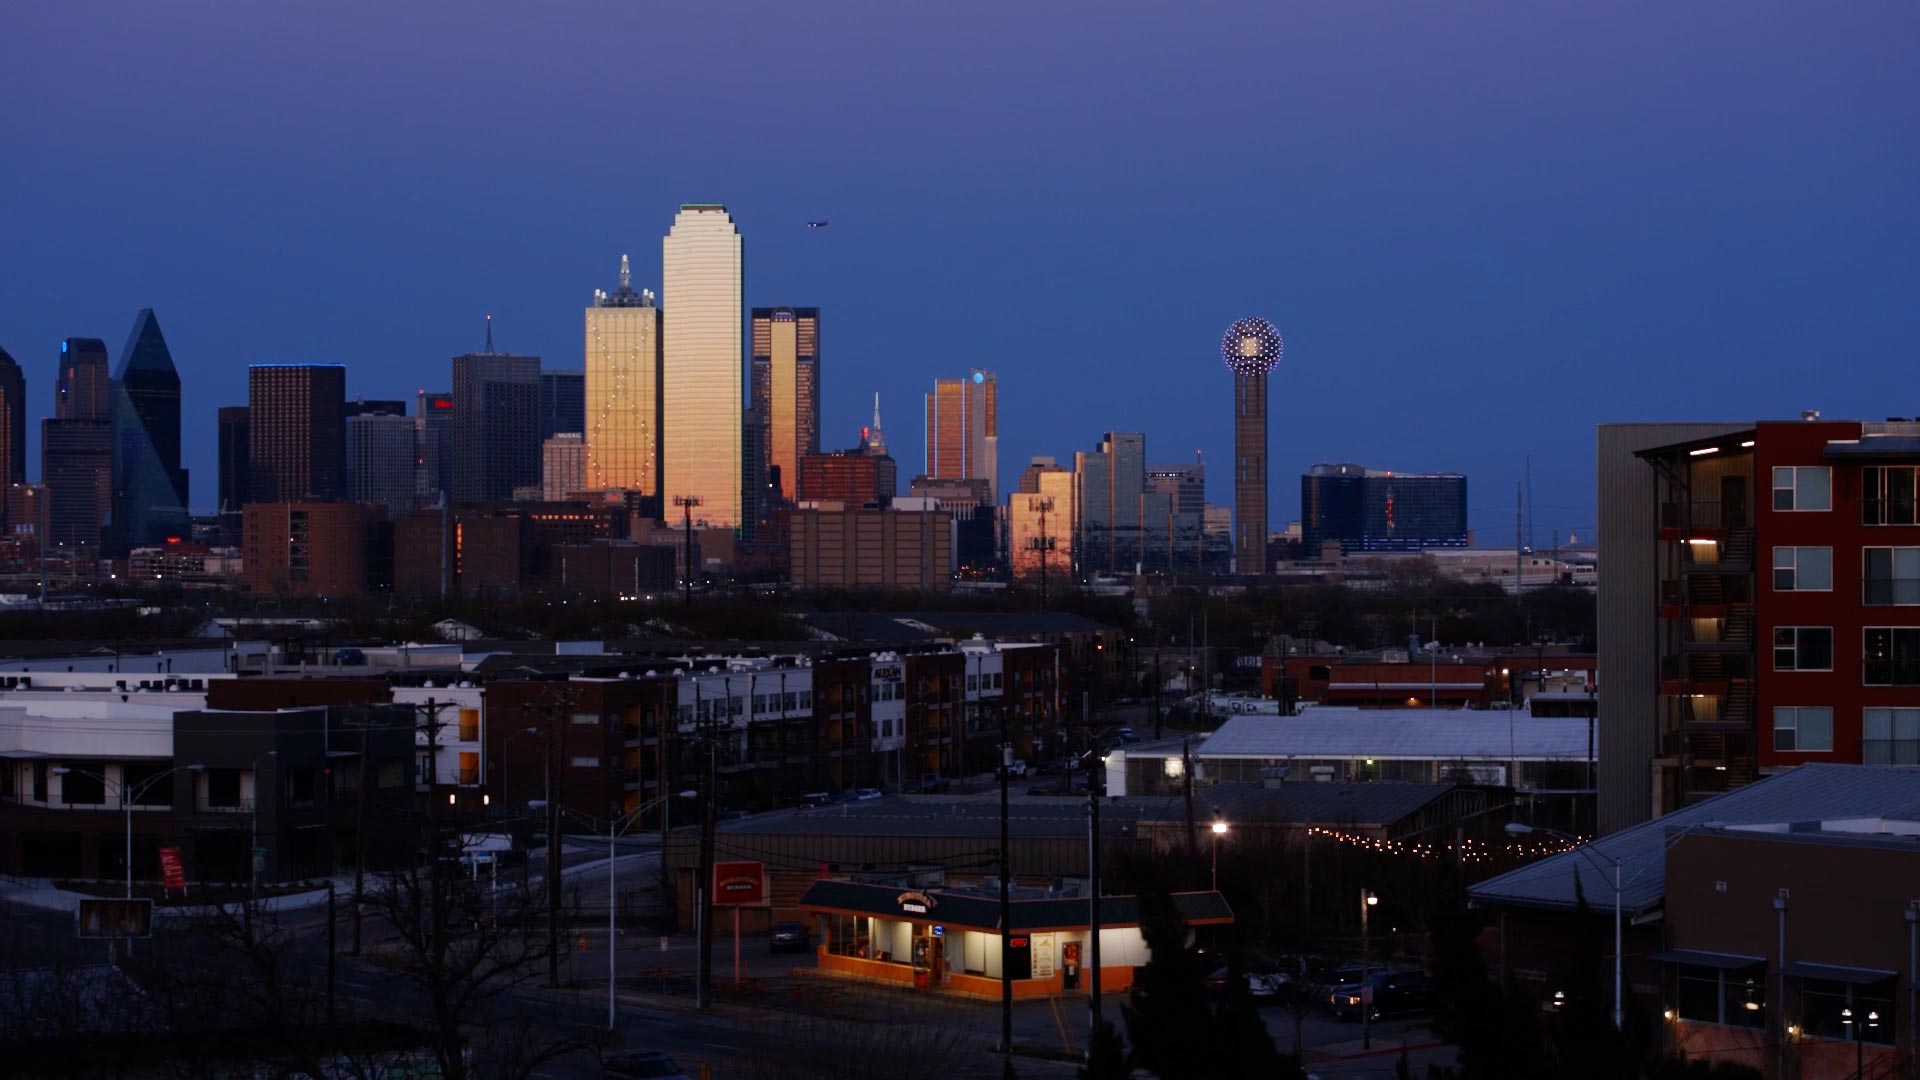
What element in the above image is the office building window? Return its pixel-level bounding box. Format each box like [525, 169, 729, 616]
[1773, 627, 1833, 671]
[569, 756, 601, 768]
[1863, 466, 1919, 526]
[1863, 707, 1920, 765]
[1772, 466, 1831, 511]
[1772, 547, 1831, 591]
[1864, 627, 1920, 685]
[1674, 966, 1765, 1027]
[1863, 548, 1920, 605]
[1772, 706, 1833, 752]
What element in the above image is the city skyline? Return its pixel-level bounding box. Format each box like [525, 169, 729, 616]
[3, 2, 1914, 543]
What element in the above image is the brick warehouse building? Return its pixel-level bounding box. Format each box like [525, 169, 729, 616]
[1632, 419, 1920, 815]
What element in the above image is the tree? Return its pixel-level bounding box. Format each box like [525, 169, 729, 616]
[1121, 892, 1216, 1080]
[1209, 956, 1299, 1079]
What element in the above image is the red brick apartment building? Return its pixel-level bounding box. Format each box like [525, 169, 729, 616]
[1637, 418, 1920, 812]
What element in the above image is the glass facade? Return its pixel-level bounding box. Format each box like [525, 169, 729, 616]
[539, 370, 584, 442]
[1008, 466, 1074, 582]
[925, 371, 997, 501]
[346, 413, 418, 516]
[217, 406, 250, 534]
[751, 307, 821, 506]
[415, 391, 453, 506]
[1300, 463, 1468, 553]
[542, 433, 586, 501]
[585, 258, 662, 498]
[0, 347, 24, 497]
[661, 205, 743, 529]
[451, 352, 540, 503]
[110, 309, 189, 549]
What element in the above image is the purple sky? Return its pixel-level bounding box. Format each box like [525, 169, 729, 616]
[3, 1, 1915, 541]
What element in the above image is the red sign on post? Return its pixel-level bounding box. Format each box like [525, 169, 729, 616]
[159, 846, 186, 891]
[712, 860, 766, 907]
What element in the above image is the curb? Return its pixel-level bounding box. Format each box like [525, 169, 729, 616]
[1314, 1040, 1444, 1061]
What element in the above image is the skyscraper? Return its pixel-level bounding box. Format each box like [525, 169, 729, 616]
[347, 412, 418, 516]
[661, 204, 743, 529]
[0, 347, 25, 505]
[217, 406, 250, 536]
[415, 391, 453, 506]
[248, 364, 346, 502]
[451, 348, 541, 504]
[542, 433, 586, 501]
[750, 306, 821, 505]
[343, 398, 408, 420]
[56, 338, 111, 421]
[584, 255, 662, 498]
[1223, 318, 1283, 575]
[924, 370, 997, 501]
[1008, 463, 1073, 583]
[1148, 459, 1206, 572]
[1072, 446, 1110, 576]
[110, 309, 189, 549]
[540, 370, 585, 442]
[43, 338, 112, 551]
[1101, 432, 1146, 571]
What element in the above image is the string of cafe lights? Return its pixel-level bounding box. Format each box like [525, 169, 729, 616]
[1302, 826, 1583, 863]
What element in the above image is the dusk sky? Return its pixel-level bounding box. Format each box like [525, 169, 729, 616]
[3, 1, 1914, 542]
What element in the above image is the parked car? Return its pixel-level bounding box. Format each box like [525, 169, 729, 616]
[850, 787, 883, 801]
[604, 1050, 690, 1079]
[1114, 727, 1143, 745]
[1003, 760, 1028, 779]
[1205, 965, 1286, 999]
[798, 791, 836, 808]
[905, 774, 951, 794]
[768, 921, 812, 954]
[1328, 970, 1432, 1021]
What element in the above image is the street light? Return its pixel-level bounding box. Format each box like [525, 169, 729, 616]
[52, 762, 204, 897]
[1842, 1007, 1879, 1079]
[1507, 821, 1624, 1030]
[1361, 889, 1379, 1050]
[1209, 820, 1229, 890]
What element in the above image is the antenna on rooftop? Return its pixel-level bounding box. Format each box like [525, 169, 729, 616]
[485, 313, 494, 353]
[619, 254, 631, 290]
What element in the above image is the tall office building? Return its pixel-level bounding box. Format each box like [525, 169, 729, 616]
[540, 370, 585, 442]
[451, 349, 541, 503]
[1102, 432, 1146, 571]
[1300, 463, 1469, 554]
[43, 338, 113, 551]
[415, 391, 453, 506]
[925, 371, 998, 501]
[750, 306, 821, 505]
[1008, 464, 1074, 583]
[109, 309, 189, 549]
[56, 338, 111, 421]
[0, 348, 25, 520]
[1148, 459, 1207, 572]
[346, 412, 418, 516]
[741, 406, 765, 536]
[217, 406, 250, 536]
[584, 255, 663, 498]
[1223, 318, 1283, 575]
[1072, 447, 1110, 576]
[661, 204, 743, 529]
[542, 433, 586, 501]
[248, 364, 346, 502]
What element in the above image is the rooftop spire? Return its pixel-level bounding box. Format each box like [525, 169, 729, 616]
[619, 254, 631, 290]
[484, 313, 494, 353]
[866, 392, 887, 455]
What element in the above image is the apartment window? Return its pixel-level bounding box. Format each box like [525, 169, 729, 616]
[1864, 627, 1920, 685]
[1772, 627, 1833, 671]
[206, 768, 242, 808]
[1773, 706, 1833, 752]
[799, 690, 812, 709]
[571, 711, 598, 726]
[1863, 548, 1920, 605]
[1862, 466, 1919, 525]
[1863, 708, 1920, 765]
[1772, 547, 1831, 591]
[569, 755, 601, 768]
[1801, 978, 1897, 1044]
[1772, 466, 1831, 511]
[753, 694, 767, 714]
[61, 767, 106, 805]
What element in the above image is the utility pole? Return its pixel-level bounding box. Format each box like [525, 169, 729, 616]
[1182, 737, 1197, 854]
[540, 688, 574, 989]
[1515, 482, 1524, 600]
[326, 878, 337, 1024]
[998, 709, 1012, 1057]
[353, 723, 370, 955]
[675, 495, 702, 610]
[1085, 716, 1104, 1034]
[695, 730, 717, 1010]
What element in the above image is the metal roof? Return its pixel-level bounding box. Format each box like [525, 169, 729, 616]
[1186, 709, 1591, 762]
[723, 796, 1151, 842]
[1471, 765, 1920, 915]
[795, 879, 1232, 932]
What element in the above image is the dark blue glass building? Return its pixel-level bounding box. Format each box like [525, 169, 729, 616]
[1301, 463, 1468, 554]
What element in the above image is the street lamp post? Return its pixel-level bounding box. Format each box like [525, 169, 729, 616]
[1210, 820, 1228, 891]
[1361, 889, 1378, 1050]
[52, 763, 204, 897]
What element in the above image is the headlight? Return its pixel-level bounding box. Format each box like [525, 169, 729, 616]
[1346, 995, 1361, 1006]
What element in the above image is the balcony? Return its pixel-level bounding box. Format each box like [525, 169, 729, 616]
[1679, 531, 1754, 574]
[1661, 500, 1750, 531]
[1679, 614, 1755, 653]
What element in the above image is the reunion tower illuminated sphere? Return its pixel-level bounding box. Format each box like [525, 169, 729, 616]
[1221, 317, 1284, 379]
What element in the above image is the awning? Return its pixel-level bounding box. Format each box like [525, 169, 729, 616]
[1650, 949, 1766, 970]
[1785, 961, 1898, 985]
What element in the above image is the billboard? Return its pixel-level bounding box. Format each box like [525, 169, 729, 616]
[159, 846, 186, 890]
[76, 898, 153, 939]
[711, 860, 766, 907]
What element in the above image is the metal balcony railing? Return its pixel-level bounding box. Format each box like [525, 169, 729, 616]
[1661, 500, 1749, 530]
[1863, 579, 1920, 606]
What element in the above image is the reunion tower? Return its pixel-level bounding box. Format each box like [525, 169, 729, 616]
[1223, 317, 1284, 574]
